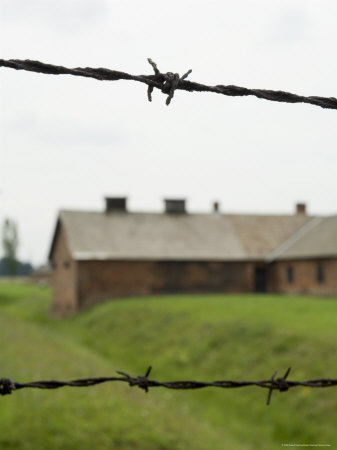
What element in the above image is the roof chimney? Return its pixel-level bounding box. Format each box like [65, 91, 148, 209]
[105, 197, 127, 213]
[213, 201, 220, 214]
[295, 203, 306, 215]
[164, 199, 186, 214]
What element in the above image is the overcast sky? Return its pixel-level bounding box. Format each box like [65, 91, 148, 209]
[1, 0, 336, 266]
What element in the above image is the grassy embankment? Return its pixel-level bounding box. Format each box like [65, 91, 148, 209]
[0, 282, 336, 449]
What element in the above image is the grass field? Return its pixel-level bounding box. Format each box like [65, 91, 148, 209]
[0, 282, 336, 449]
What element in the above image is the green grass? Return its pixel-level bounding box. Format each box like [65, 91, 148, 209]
[0, 282, 336, 449]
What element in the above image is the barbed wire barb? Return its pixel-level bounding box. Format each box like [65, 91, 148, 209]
[1, 367, 337, 405]
[146, 58, 192, 104]
[266, 367, 291, 405]
[0, 58, 336, 109]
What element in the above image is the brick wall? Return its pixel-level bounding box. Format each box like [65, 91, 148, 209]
[77, 260, 254, 309]
[50, 239, 337, 316]
[270, 259, 337, 296]
[50, 224, 78, 316]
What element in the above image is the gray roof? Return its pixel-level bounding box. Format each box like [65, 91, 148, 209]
[267, 215, 337, 260]
[53, 210, 313, 261]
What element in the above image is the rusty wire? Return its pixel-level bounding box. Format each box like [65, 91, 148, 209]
[1, 367, 336, 405]
[0, 58, 336, 109]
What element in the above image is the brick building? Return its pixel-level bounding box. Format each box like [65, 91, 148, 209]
[267, 216, 337, 295]
[49, 198, 337, 316]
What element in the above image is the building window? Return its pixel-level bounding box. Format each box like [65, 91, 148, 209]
[287, 266, 294, 284]
[316, 264, 324, 284]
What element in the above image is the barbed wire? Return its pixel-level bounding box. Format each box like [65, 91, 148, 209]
[1, 367, 336, 405]
[0, 58, 336, 109]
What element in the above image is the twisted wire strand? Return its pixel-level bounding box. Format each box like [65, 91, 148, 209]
[1, 367, 336, 405]
[0, 58, 336, 109]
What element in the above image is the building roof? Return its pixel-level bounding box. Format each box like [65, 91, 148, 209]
[50, 210, 313, 262]
[267, 215, 337, 261]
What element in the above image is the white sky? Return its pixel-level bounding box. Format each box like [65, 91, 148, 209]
[0, 0, 336, 266]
